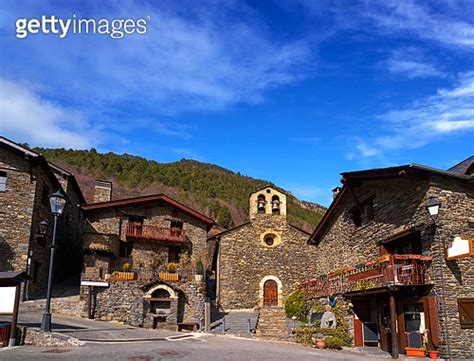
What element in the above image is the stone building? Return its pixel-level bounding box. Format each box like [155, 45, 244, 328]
[303, 158, 473, 359]
[0, 136, 85, 298]
[210, 186, 319, 335]
[80, 183, 215, 331]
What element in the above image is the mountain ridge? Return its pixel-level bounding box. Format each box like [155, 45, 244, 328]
[35, 147, 325, 232]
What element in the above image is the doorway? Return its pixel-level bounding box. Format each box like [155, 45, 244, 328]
[263, 280, 278, 306]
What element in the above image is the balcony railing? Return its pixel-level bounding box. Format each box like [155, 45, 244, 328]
[125, 224, 186, 243]
[303, 254, 432, 299]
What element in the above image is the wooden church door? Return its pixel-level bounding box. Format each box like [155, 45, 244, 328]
[263, 280, 278, 306]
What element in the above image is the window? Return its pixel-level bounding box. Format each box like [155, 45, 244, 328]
[0, 171, 6, 192]
[119, 241, 134, 258]
[349, 209, 362, 227]
[257, 195, 266, 214]
[168, 247, 180, 263]
[264, 235, 275, 246]
[261, 232, 281, 247]
[170, 221, 183, 238]
[458, 298, 474, 329]
[271, 195, 280, 215]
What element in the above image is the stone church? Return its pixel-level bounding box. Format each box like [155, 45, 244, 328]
[210, 186, 319, 313]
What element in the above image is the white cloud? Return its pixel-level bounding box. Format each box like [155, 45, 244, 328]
[1, 2, 315, 116]
[0, 78, 95, 148]
[384, 48, 445, 79]
[363, 1, 474, 49]
[354, 72, 474, 157]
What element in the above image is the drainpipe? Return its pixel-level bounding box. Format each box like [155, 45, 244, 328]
[431, 222, 451, 360]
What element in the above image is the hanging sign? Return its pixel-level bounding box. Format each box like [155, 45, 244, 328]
[446, 236, 473, 260]
[0, 287, 17, 315]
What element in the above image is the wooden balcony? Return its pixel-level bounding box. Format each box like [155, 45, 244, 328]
[303, 254, 432, 299]
[125, 224, 186, 243]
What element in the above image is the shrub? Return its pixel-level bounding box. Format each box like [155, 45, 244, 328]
[285, 290, 309, 322]
[122, 262, 131, 271]
[324, 336, 344, 349]
[195, 259, 204, 275]
[167, 262, 177, 273]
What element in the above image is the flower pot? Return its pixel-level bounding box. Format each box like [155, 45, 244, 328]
[405, 347, 426, 357]
[428, 351, 439, 359]
[159, 272, 179, 281]
[316, 339, 325, 349]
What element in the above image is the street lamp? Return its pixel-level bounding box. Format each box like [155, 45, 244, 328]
[426, 196, 441, 217]
[40, 191, 67, 332]
[426, 196, 451, 359]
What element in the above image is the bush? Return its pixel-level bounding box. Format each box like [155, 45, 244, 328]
[324, 336, 344, 349]
[195, 259, 204, 275]
[122, 262, 131, 271]
[285, 290, 309, 321]
[167, 262, 177, 273]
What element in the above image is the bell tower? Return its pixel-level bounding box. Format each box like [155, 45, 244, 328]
[249, 186, 287, 220]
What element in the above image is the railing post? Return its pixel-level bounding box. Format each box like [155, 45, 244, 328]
[222, 318, 226, 333]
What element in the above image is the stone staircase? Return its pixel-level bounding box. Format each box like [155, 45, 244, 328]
[255, 307, 289, 339]
[210, 309, 259, 336]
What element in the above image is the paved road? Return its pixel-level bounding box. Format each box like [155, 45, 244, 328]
[0, 333, 390, 361]
[0, 310, 178, 341]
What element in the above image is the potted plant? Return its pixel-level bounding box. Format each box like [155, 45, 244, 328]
[428, 350, 439, 359]
[159, 262, 179, 281]
[195, 259, 204, 282]
[405, 347, 426, 357]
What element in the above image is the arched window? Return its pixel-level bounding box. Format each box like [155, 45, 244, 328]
[271, 195, 280, 215]
[257, 194, 266, 214]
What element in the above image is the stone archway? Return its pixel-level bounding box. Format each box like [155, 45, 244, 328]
[144, 284, 178, 299]
[258, 275, 283, 308]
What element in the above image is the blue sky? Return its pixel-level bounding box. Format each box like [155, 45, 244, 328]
[1, 1, 473, 206]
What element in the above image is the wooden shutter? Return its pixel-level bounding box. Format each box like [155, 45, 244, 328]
[458, 298, 474, 329]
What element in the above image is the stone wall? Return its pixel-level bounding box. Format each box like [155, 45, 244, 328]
[88, 278, 206, 330]
[0, 148, 37, 276]
[0, 147, 84, 298]
[427, 179, 474, 358]
[310, 175, 473, 358]
[218, 213, 318, 310]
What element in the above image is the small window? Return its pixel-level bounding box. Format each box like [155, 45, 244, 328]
[264, 235, 275, 246]
[119, 241, 133, 258]
[257, 195, 266, 214]
[458, 298, 474, 329]
[0, 171, 6, 192]
[170, 220, 183, 230]
[350, 209, 362, 227]
[271, 195, 280, 215]
[168, 247, 180, 263]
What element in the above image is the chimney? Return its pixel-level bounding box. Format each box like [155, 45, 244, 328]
[94, 180, 112, 203]
[332, 186, 342, 200]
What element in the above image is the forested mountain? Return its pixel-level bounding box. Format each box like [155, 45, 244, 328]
[35, 147, 325, 232]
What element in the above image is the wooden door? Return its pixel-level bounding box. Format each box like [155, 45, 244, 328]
[263, 280, 278, 306]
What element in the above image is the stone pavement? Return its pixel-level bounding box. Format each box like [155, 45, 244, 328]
[0, 309, 179, 342]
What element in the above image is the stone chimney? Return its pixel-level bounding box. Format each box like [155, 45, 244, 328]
[94, 180, 112, 203]
[332, 187, 342, 200]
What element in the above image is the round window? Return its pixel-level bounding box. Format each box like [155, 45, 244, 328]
[264, 235, 275, 246]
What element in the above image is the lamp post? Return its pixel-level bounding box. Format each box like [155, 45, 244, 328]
[40, 191, 66, 332]
[426, 196, 451, 360]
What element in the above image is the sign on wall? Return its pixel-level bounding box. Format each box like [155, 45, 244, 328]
[0, 287, 17, 314]
[446, 236, 473, 260]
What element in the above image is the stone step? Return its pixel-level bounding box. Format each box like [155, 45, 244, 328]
[255, 307, 288, 339]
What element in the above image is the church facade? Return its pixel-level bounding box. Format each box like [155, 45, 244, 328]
[211, 186, 319, 311]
